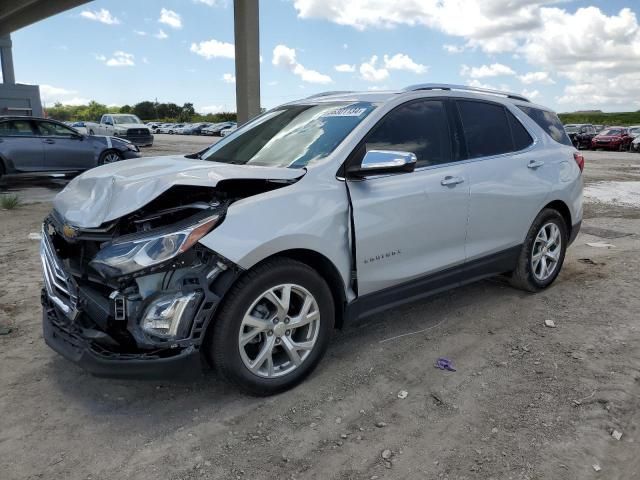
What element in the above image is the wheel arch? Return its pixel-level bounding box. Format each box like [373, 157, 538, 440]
[542, 199, 572, 237]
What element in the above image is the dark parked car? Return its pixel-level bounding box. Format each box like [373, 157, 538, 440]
[591, 127, 633, 151]
[0, 116, 140, 180]
[564, 123, 597, 149]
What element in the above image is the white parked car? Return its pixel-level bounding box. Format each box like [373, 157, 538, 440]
[41, 84, 583, 395]
[220, 125, 237, 137]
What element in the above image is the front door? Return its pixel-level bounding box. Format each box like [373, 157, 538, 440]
[347, 99, 470, 296]
[36, 121, 96, 171]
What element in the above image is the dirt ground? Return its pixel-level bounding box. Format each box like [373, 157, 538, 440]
[1, 148, 639, 480]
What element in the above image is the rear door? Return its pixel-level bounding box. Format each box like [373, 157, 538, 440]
[457, 99, 552, 261]
[348, 99, 470, 295]
[36, 120, 96, 171]
[0, 119, 43, 172]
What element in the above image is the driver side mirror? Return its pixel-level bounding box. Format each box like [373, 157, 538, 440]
[348, 150, 417, 178]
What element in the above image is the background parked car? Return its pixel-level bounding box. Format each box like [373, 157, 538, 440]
[564, 123, 597, 149]
[69, 121, 88, 135]
[591, 127, 632, 151]
[202, 121, 236, 136]
[155, 123, 174, 134]
[220, 124, 237, 137]
[631, 135, 640, 152]
[184, 122, 213, 135]
[0, 116, 140, 180]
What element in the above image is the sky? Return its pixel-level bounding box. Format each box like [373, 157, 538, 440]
[9, 0, 640, 113]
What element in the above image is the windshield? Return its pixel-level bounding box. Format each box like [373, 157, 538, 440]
[564, 125, 578, 133]
[600, 129, 622, 136]
[200, 102, 376, 168]
[630, 127, 640, 135]
[114, 115, 142, 124]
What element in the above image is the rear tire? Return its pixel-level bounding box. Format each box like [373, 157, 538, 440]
[208, 258, 334, 396]
[509, 209, 568, 293]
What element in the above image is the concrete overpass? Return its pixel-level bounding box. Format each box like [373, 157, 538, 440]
[0, 0, 260, 122]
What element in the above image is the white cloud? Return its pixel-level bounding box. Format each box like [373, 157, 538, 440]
[518, 71, 554, 85]
[223, 73, 236, 83]
[97, 51, 135, 67]
[142, 57, 150, 64]
[199, 104, 226, 114]
[359, 55, 388, 82]
[522, 89, 541, 101]
[39, 85, 90, 106]
[80, 8, 120, 25]
[154, 29, 168, 39]
[293, 1, 640, 110]
[134, 30, 147, 36]
[334, 63, 356, 73]
[443, 44, 464, 54]
[272, 44, 333, 84]
[460, 63, 515, 78]
[159, 8, 182, 29]
[466, 79, 498, 90]
[194, 0, 227, 6]
[190, 39, 235, 59]
[383, 53, 428, 74]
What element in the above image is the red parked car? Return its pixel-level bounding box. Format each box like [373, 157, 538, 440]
[591, 127, 633, 151]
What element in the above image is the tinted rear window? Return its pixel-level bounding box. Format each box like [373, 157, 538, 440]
[507, 110, 533, 151]
[517, 105, 572, 146]
[457, 100, 515, 158]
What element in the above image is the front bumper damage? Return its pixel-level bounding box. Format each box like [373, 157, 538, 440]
[40, 215, 239, 379]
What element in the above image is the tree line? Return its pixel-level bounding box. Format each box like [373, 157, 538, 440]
[45, 100, 237, 123]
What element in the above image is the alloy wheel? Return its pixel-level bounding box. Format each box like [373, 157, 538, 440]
[531, 222, 562, 281]
[238, 284, 321, 378]
[103, 152, 121, 164]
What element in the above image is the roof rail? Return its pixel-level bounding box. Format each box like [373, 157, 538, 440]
[306, 91, 354, 99]
[402, 83, 530, 103]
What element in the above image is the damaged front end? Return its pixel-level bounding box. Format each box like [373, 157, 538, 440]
[41, 185, 241, 378]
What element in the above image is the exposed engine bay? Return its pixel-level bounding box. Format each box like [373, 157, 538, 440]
[41, 177, 300, 371]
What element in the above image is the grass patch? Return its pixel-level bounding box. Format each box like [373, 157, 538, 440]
[0, 194, 20, 210]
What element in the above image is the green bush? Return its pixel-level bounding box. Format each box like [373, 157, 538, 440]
[0, 194, 20, 210]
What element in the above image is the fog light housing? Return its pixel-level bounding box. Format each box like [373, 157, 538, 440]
[141, 291, 202, 339]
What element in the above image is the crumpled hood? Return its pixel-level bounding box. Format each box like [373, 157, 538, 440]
[54, 155, 305, 228]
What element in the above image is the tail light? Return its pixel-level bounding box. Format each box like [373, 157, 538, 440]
[573, 151, 585, 173]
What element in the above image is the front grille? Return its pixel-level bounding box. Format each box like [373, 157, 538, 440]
[126, 128, 150, 136]
[40, 226, 79, 320]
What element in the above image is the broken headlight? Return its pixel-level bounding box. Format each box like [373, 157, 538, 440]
[90, 215, 220, 278]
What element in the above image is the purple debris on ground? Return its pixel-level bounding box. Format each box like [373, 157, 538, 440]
[435, 357, 456, 371]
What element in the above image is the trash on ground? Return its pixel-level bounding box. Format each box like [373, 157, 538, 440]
[0, 326, 12, 335]
[397, 390, 408, 399]
[544, 319, 556, 328]
[578, 258, 598, 265]
[435, 357, 456, 371]
[586, 242, 615, 248]
[381, 449, 392, 460]
[27, 232, 42, 240]
[592, 463, 601, 472]
[612, 430, 622, 441]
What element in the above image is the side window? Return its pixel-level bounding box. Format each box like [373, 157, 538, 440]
[506, 110, 533, 151]
[363, 100, 452, 168]
[517, 105, 572, 146]
[37, 121, 77, 137]
[457, 100, 513, 158]
[0, 120, 35, 136]
[104, 116, 112, 124]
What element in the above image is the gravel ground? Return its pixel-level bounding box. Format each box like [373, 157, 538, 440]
[0, 146, 639, 480]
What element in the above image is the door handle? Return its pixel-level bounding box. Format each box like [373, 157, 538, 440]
[527, 160, 545, 169]
[441, 175, 465, 186]
[42, 139, 55, 144]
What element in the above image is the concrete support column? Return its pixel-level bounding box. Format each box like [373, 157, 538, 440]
[233, 0, 260, 124]
[0, 34, 15, 84]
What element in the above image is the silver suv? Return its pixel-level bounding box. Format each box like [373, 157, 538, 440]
[41, 84, 583, 395]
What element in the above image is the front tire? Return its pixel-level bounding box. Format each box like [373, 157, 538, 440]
[208, 258, 334, 396]
[510, 209, 568, 292]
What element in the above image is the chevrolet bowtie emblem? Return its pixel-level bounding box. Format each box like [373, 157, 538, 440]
[62, 224, 78, 239]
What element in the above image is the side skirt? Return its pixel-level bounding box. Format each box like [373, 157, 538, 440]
[344, 245, 521, 324]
